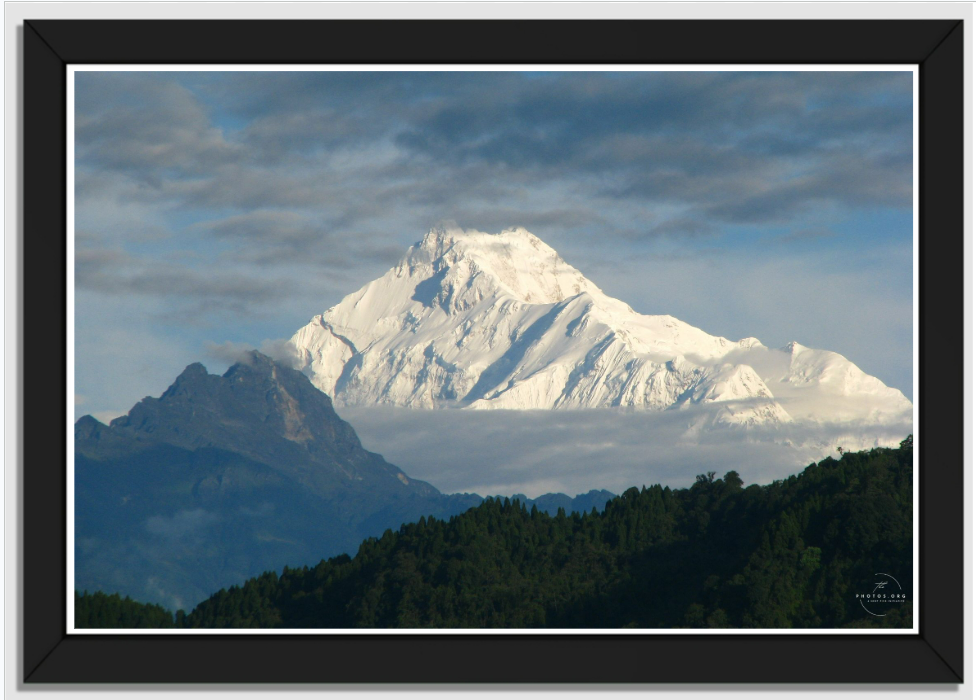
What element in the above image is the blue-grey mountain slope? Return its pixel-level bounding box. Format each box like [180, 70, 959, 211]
[75, 352, 611, 610]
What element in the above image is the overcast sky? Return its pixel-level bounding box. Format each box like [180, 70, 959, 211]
[74, 70, 914, 423]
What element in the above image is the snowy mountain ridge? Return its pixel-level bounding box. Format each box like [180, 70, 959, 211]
[290, 226, 911, 428]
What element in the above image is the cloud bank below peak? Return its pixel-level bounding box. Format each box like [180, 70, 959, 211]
[338, 406, 912, 498]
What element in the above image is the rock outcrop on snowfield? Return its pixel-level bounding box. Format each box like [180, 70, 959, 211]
[290, 226, 911, 428]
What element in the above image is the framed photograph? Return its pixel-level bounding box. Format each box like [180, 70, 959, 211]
[22, 16, 963, 684]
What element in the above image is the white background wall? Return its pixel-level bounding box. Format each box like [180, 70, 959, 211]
[3, 2, 971, 698]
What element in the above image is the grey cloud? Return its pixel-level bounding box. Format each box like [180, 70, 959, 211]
[194, 210, 405, 270]
[76, 78, 243, 181]
[186, 70, 485, 122]
[153, 156, 505, 214]
[624, 217, 717, 240]
[649, 219, 715, 238]
[199, 209, 330, 264]
[242, 109, 377, 164]
[76, 246, 287, 312]
[205, 209, 315, 242]
[704, 149, 912, 225]
[390, 72, 912, 227]
[203, 338, 301, 369]
[78, 71, 912, 244]
[203, 339, 264, 365]
[779, 228, 837, 243]
[164, 167, 332, 210]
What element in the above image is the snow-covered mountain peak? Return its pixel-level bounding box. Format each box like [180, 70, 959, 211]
[290, 227, 911, 430]
[418, 224, 552, 259]
[783, 340, 806, 355]
[407, 225, 599, 306]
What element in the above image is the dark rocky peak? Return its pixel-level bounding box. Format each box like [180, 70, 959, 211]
[100, 352, 368, 472]
[74, 414, 105, 440]
[75, 413, 142, 457]
[77, 350, 436, 501]
[178, 361, 209, 379]
[218, 352, 344, 427]
[159, 362, 218, 401]
[139, 353, 310, 417]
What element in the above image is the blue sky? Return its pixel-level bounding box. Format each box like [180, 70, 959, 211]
[73, 70, 914, 422]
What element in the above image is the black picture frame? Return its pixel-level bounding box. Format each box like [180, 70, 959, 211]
[22, 18, 963, 684]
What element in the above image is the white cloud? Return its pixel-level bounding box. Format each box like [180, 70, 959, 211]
[338, 406, 911, 498]
[203, 338, 301, 369]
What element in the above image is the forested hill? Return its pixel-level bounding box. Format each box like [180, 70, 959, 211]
[75, 591, 177, 628]
[78, 438, 913, 629]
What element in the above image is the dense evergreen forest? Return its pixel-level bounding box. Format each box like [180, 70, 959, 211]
[74, 591, 177, 628]
[77, 438, 913, 629]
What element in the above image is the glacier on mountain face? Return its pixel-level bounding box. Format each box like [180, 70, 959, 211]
[290, 225, 912, 432]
